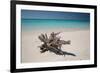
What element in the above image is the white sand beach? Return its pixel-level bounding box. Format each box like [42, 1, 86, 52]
[21, 29, 90, 63]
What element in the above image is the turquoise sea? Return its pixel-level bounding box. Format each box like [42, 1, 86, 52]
[21, 19, 90, 31]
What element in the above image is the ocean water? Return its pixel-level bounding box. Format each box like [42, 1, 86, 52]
[21, 19, 90, 31]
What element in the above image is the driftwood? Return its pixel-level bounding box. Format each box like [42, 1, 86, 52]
[38, 32, 76, 56]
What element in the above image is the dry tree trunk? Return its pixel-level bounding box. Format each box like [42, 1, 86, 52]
[38, 32, 76, 56]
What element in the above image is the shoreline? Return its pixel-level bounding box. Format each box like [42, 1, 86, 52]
[22, 28, 90, 34]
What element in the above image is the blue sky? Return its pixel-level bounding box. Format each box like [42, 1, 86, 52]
[21, 10, 90, 21]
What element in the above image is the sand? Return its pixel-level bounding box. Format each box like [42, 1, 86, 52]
[21, 29, 90, 63]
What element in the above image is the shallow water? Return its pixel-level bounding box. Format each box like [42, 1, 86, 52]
[21, 19, 90, 31]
